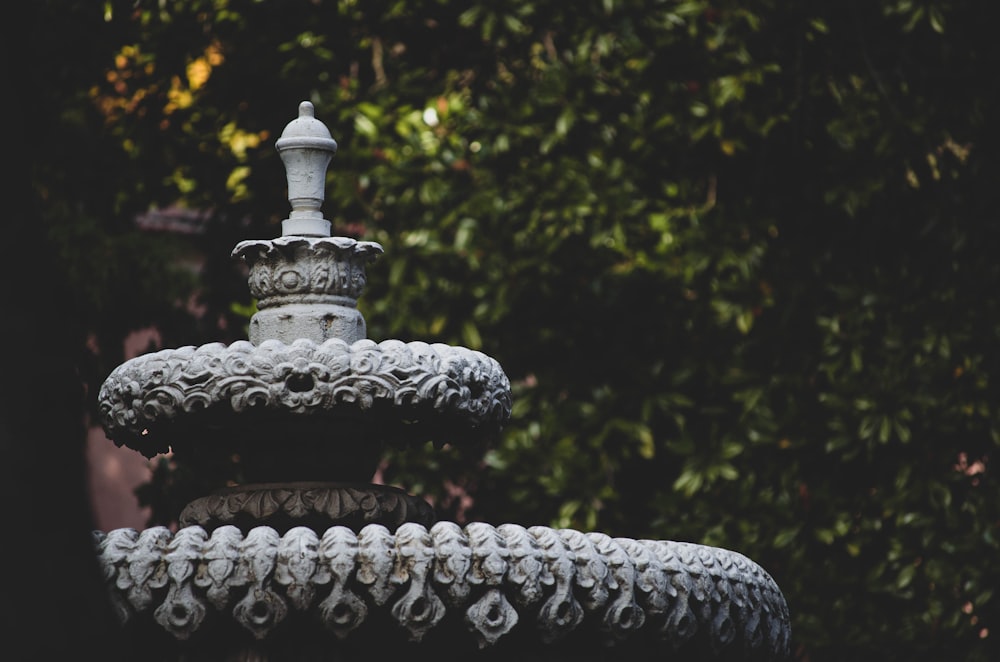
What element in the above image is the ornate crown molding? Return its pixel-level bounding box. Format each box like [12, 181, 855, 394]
[233, 236, 383, 306]
[96, 522, 790, 658]
[98, 338, 513, 457]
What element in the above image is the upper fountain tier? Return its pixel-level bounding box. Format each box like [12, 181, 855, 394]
[97, 102, 512, 470]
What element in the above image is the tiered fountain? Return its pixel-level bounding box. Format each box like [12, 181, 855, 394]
[95, 101, 791, 661]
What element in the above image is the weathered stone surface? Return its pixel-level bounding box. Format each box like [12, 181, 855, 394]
[95, 523, 791, 659]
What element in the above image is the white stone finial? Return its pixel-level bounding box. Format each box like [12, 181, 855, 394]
[275, 101, 338, 237]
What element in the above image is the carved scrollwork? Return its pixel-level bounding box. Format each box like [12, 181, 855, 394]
[97, 338, 513, 456]
[96, 523, 791, 659]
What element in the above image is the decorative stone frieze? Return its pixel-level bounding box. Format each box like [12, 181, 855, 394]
[179, 483, 436, 533]
[95, 523, 791, 658]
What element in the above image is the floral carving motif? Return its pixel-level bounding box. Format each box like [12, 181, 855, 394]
[96, 523, 791, 658]
[179, 484, 435, 532]
[98, 338, 512, 456]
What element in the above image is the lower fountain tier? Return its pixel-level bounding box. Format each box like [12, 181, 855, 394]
[95, 522, 791, 661]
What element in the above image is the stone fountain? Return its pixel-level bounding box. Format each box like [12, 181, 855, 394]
[95, 101, 791, 661]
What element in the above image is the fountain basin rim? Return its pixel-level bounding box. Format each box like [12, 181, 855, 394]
[94, 521, 791, 657]
[97, 337, 513, 456]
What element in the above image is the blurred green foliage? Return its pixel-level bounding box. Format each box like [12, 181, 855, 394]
[28, 0, 999, 659]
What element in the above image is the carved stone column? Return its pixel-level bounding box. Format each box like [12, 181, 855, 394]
[95, 101, 791, 661]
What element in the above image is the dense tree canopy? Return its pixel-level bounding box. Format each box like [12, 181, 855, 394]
[16, 1, 1000, 659]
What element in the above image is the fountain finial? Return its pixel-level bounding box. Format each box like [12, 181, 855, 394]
[276, 100, 338, 237]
